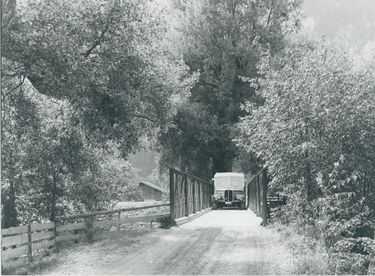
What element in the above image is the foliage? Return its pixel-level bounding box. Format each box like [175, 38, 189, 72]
[157, 215, 175, 229]
[1, 73, 41, 226]
[1, 78, 139, 224]
[2, 0, 196, 156]
[159, 0, 301, 177]
[236, 37, 375, 273]
[68, 145, 139, 213]
[1, 0, 197, 225]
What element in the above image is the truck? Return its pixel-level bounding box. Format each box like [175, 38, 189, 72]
[212, 172, 246, 210]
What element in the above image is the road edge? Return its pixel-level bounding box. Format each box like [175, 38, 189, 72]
[174, 208, 212, 226]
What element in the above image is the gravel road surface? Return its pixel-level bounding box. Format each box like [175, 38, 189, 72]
[46, 209, 295, 275]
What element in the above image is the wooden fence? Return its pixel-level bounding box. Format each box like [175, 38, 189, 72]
[1, 203, 169, 270]
[169, 168, 213, 220]
[2, 221, 55, 269]
[247, 167, 269, 225]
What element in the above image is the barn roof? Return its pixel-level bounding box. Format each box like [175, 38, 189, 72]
[138, 181, 166, 193]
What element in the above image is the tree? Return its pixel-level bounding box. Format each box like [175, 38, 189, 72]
[1, 0, 196, 223]
[236, 38, 375, 272]
[68, 143, 140, 213]
[237, 38, 375, 201]
[1, 73, 41, 226]
[159, 0, 301, 177]
[1, 77, 140, 223]
[1, 73, 94, 223]
[2, 0, 195, 157]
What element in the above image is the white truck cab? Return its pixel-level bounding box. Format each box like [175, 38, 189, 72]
[212, 172, 246, 209]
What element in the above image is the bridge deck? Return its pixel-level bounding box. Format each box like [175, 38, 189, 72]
[45, 210, 295, 275]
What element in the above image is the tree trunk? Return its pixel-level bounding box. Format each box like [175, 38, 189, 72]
[50, 171, 57, 222]
[305, 150, 317, 202]
[2, 153, 18, 228]
[2, 180, 18, 228]
[304, 121, 317, 202]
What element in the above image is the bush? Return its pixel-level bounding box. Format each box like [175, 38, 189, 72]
[157, 216, 175, 229]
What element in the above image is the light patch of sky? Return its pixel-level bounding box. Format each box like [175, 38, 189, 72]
[301, 16, 316, 35]
[302, 0, 375, 65]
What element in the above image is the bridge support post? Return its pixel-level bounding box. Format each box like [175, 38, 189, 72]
[169, 168, 175, 222]
[198, 182, 201, 211]
[192, 180, 196, 214]
[184, 175, 189, 216]
[261, 170, 268, 225]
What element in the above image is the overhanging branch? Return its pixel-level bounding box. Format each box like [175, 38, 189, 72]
[198, 79, 219, 89]
[83, 21, 111, 58]
[134, 112, 157, 123]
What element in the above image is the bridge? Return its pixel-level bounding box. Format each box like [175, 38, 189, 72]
[169, 167, 270, 226]
[2, 168, 290, 275]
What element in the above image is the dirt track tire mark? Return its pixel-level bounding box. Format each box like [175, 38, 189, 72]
[154, 228, 221, 274]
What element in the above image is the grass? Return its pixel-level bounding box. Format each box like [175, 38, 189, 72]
[2, 249, 60, 275]
[270, 222, 332, 275]
[4, 228, 157, 275]
[270, 222, 375, 274]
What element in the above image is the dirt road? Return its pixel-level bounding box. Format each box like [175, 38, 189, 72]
[46, 210, 295, 275]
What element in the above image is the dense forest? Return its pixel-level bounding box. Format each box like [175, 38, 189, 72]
[1, 0, 374, 274]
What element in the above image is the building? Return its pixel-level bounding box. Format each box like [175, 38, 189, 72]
[137, 181, 166, 201]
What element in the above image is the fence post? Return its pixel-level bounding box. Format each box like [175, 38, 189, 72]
[117, 211, 121, 232]
[169, 168, 175, 222]
[53, 219, 58, 246]
[84, 216, 95, 243]
[27, 218, 32, 262]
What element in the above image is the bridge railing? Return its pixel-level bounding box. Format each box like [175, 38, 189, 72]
[247, 167, 269, 225]
[169, 168, 213, 221]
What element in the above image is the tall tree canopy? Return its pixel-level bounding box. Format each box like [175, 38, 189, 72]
[1, 0, 196, 225]
[159, 0, 301, 178]
[236, 38, 375, 272]
[2, 0, 196, 155]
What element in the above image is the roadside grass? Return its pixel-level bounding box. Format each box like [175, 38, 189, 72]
[270, 221, 375, 274]
[7, 253, 60, 275]
[25, 228, 156, 275]
[270, 222, 332, 275]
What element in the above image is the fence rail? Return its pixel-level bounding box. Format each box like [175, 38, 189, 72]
[55, 203, 170, 221]
[169, 168, 213, 220]
[2, 219, 56, 270]
[1, 203, 169, 271]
